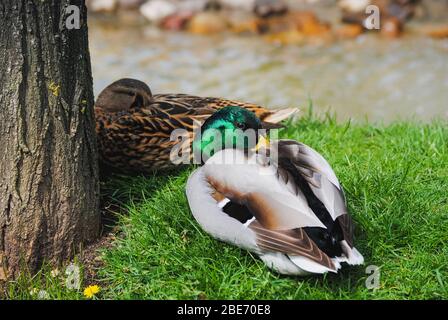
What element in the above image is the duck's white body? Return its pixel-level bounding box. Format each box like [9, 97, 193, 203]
[186, 140, 364, 275]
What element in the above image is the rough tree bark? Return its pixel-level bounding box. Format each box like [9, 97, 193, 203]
[0, 1, 100, 279]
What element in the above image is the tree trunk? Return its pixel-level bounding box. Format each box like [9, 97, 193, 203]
[0, 0, 100, 279]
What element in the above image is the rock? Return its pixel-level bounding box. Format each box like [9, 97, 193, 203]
[204, 0, 222, 11]
[87, 0, 118, 13]
[228, 11, 261, 34]
[161, 11, 195, 31]
[335, 23, 364, 38]
[341, 12, 365, 26]
[264, 29, 305, 45]
[255, 11, 332, 37]
[219, 0, 255, 11]
[159, 1, 210, 30]
[386, 0, 418, 22]
[288, 11, 319, 29]
[118, 0, 145, 10]
[178, 0, 210, 12]
[298, 14, 331, 36]
[256, 15, 294, 34]
[381, 17, 402, 37]
[115, 10, 148, 26]
[254, 0, 288, 18]
[302, 21, 331, 36]
[339, 0, 371, 13]
[286, 11, 331, 36]
[140, 0, 177, 23]
[340, 0, 376, 26]
[188, 12, 229, 34]
[418, 0, 448, 20]
[421, 24, 448, 39]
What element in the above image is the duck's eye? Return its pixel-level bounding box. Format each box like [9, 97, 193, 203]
[236, 122, 245, 130]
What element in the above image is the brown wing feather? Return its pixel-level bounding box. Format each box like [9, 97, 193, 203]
[153, 93, 274, 121]
[206, 174, 335, 270]
[276, 140, 354, 247]
[248, 220, 336, 270]
[278, 140, 342, 190]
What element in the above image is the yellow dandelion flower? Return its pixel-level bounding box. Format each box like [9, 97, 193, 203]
[83, 285, 100, 299]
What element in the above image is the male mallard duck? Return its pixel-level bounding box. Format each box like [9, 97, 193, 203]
[186, 106, 363, 275]
[95, 78, 297, 173]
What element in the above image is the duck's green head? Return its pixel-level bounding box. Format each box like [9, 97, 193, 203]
[193, 106, 280, 163]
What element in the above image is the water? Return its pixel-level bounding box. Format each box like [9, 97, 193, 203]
[89, 15, 448, 123]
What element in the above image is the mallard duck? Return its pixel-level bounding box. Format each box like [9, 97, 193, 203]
[186, 106, 363, 275]
[95, 78, 297, 173]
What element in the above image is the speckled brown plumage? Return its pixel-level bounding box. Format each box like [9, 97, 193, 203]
[95, 78, 297, 174]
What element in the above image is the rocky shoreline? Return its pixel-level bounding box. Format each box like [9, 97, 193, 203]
[86, 0, 448, 42]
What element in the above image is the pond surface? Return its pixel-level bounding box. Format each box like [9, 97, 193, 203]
[89, 15, 448, 123]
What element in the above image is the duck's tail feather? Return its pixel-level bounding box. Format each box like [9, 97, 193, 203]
[340, 241, 365, 265]
[288, 255, 340, 274]
[262, 107, 299, 124]
[286, 240, 364, 275]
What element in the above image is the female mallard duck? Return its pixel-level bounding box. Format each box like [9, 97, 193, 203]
[95, 78, 297, 173]
[186, 106, 364, 275]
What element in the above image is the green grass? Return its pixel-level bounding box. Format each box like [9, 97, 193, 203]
[3, 115, 448, 299]
[2, 259, 87, 300]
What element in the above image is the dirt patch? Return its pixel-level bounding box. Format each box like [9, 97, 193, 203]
[78, 193, 125, 286]
[79, 231, 117, 286]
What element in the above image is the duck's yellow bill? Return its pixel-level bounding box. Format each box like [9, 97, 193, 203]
[254, 135, 270, 151]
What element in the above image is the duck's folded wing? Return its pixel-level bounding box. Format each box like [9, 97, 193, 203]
[248, 220, 337, 271]
[203, 157, 326, 231]
[153, 93, 298, 123]
[242, 191, 325, 230]
[277, 140, 348, 218]
[96, 108, 191, 169]
[205, 185, 337, 271]
[276, 139, 354, 247]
